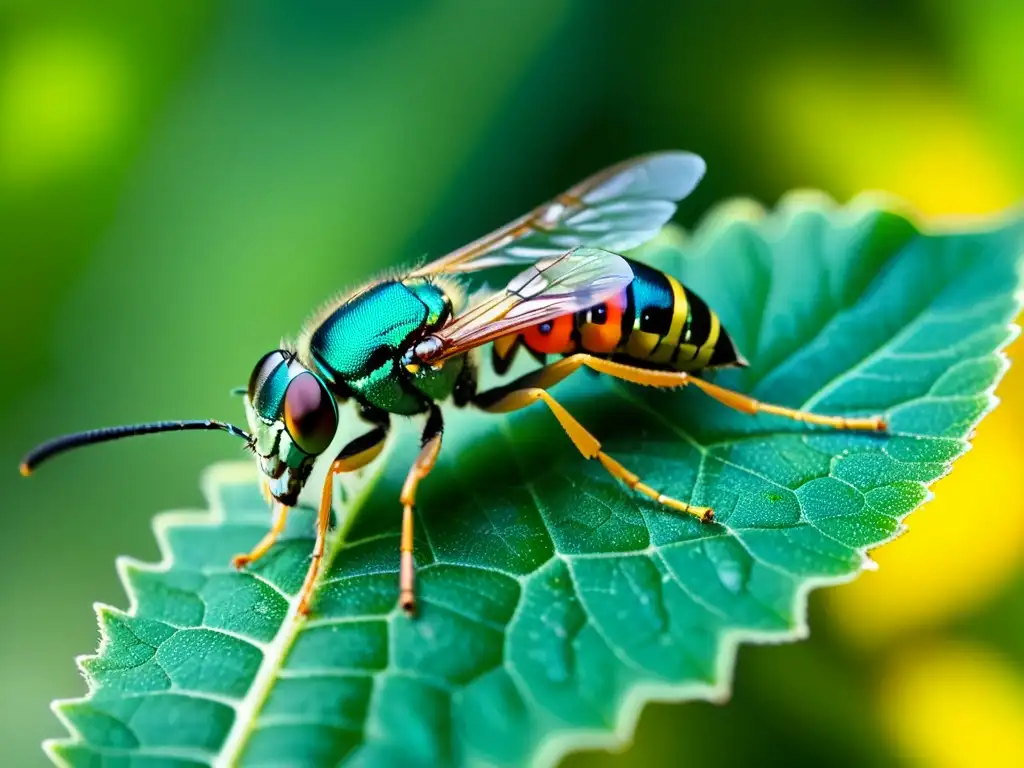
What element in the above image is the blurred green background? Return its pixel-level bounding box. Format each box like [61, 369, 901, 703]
[2, 1, 1022, 765]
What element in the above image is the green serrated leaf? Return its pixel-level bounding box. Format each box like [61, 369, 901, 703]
[47, 195, 1024, 768]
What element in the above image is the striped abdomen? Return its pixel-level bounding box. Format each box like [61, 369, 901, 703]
[492, 258, 746, 373]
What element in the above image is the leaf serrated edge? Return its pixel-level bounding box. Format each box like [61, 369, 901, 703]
[530, 200, 1024, 768]
[43, 198, 1024, 768]
[42, 462, 257, 767]
[534, 349, 1021, 768]
[44, 446, 393, 767]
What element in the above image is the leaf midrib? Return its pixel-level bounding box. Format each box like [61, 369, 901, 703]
[215, 471, 388, 767]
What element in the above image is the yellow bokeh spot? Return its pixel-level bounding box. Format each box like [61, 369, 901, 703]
[759, 59, 1018, 215]
[760, 57, 1024, 641]
[0, 31, 126, 188]
[879, 642, 1024, 768]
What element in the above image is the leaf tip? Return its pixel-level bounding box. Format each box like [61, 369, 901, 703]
[41, 737, 73, 768]
[45, 695, 86, 767]
[88, 602, 123, 658]
[707, 686, 733, 706]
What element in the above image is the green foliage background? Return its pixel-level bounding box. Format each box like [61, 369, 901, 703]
[2, 2, 1023, 766]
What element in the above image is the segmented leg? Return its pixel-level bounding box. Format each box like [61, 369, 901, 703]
[296, 415, 390, 616]
[686, 375, 887, 431]
[232, 503, 290, 568]
[471, 353, 886, 523]
[475, 386, 712, 522]
[397, 405, 444, 616]
[502, 354, 888, 432]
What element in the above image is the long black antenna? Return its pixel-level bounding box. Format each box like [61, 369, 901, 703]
[20, 420, 254, 476]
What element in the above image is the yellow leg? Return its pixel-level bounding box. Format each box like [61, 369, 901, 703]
[295, 420, 390, 617]
[231, 478, 293, 569]
[297, 462, 337, 616]
[397, 408, 444, 616]
[686, 376, 888, 431]
[232, 503, 290, 568]
[259, 477, 274, 505]
[479, 387, 713, 522]
[514, 354, 887, 433]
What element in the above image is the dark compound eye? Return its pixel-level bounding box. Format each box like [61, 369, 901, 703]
[588, 305, 608, 325]
[248, 350, 288, 401]
[538, 322, 553, 335]
[283, 372, 338, 455]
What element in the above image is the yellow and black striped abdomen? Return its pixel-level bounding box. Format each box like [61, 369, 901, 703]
[491, 258, 746, 374]
[609, 258, 745, 371]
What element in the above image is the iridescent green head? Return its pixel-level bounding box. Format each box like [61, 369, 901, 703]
[245, 349, 339, 505]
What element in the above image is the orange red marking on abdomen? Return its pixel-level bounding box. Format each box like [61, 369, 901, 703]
[521, 312, 576, 355]
[493, 259, 744, 373]
[578, 291, 627, 353]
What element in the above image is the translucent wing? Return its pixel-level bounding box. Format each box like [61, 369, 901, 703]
[416, 248, 633, 362]
[409, 152, 705, 277]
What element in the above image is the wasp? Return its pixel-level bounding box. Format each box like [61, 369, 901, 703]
[21, 152, 887, 617]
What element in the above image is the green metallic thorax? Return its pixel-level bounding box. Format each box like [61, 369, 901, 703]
[303, 279, 463, 415]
